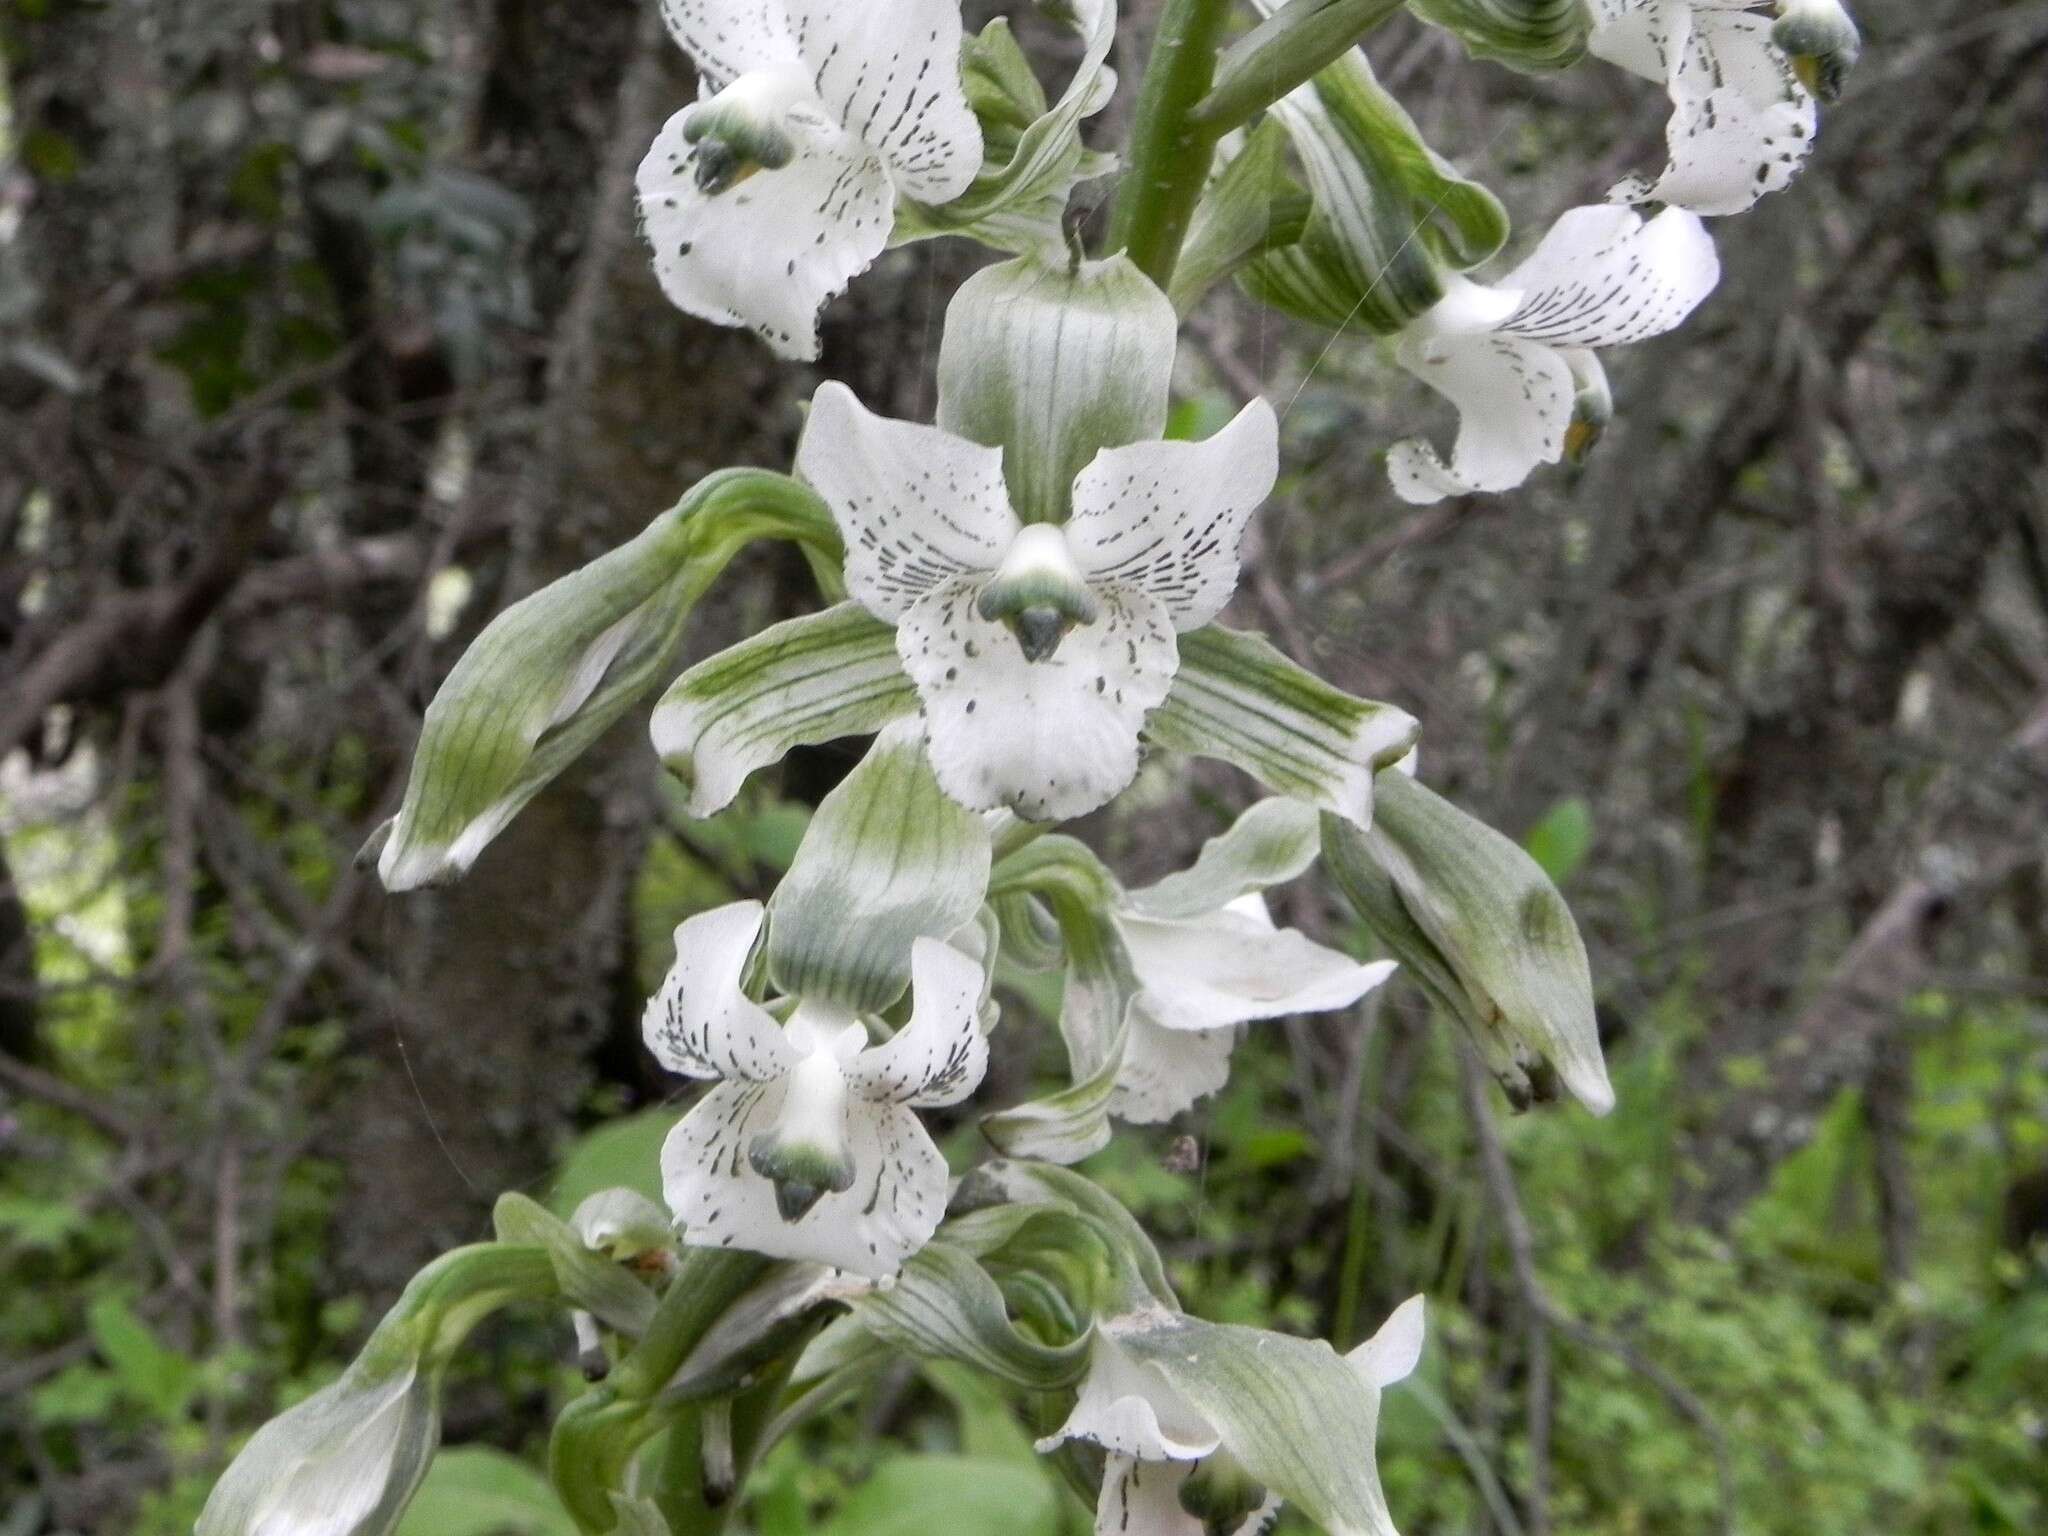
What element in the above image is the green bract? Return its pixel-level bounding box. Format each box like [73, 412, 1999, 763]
[372, 469, 839, 890]
[196, 1245, 557, 1536]
[1150, 625, 1421, 826]
[894, 0, 1120, 254]
[1240, 35, 1509, 335]
[1407, 0, 1591, 71]
[649, 603, 913, 819]
[1323, 769, 1616, 1114]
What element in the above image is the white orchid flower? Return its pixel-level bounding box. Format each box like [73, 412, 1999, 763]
[1588, 1, 1857, 216]
[1111, 883, 1394, 1124]
[1386, 204, 1720, 505]
[637, 0, 982, 359]
[646, 900, 989, 1280]
[797, 382, 1279, 821]
[1040, 1297, 1426, 1536]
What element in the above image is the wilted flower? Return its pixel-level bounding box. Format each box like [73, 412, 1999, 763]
[646, 900, 989, 1278]
[1386, 204, 1719, 504]
[638, 0, 983, 357]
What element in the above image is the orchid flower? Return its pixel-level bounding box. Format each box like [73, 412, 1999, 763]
[1386, 203, 1720, 505]
[637, 0, 982, 359]
[1107, 801, 1396, 1123]
[797, 380, 1279, 821]
[1040, 1297, 1426, 1536]
[645, 900, 988, 1280]
[653, 257, 1415, 832]
[1589, 1, 1859, 216]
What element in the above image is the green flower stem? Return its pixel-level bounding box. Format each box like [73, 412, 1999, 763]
[1189, 0, 1405, 134]
[1110, 0, 1238, 289]
[551, 1389, 677, 1533]
[608, 1250, 773, 1402]
[649, 1354, 805, 1536]
[549, 1252, 771, 1533]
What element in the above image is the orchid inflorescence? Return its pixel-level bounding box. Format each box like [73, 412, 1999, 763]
[206, 1, 1860, 1532]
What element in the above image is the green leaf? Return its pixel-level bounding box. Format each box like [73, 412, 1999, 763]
[546, 1108, 679, 1219]
[1171, 117, 1313, 314]
[491, 1193, 656, 1339]
[32, 1363, 121, 1426]
[1323, 771, 1614, 1114]
[87, 1295, 198, 1419]
[650, 602, 916, 818]
[1148, 625, 1418, 828]
[395, 1448, 576, 1536]
[604, 1495, 673, 1536]
[1240, 43, 1509, 335]
[765, 722, 992, 1012]
[818, 1455, 1063, 1536]
[1193, 0, 1407, 133]
[848, 1239, 1092, 1391]
[1523, 795, 1593, 886]
[1404, 0, 1589, 72]
[375, 469, 841, 889]
[936, 254, 1177, 526]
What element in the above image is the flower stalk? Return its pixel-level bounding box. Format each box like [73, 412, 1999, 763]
[1110, 0, 1238, 287]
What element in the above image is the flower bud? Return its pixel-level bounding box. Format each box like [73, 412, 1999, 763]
[1322, 772, 1614, 1115]
[197, 1245, 554, 1536]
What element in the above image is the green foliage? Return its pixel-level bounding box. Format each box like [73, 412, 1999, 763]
[396, 1448, 578, 1536]
[1522, 795, 1593, 886]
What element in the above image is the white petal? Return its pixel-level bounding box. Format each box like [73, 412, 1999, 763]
[899, 579, 1178, 820]
[796, 382, 1019, 619]
[642, 902, 796, 1082]
[1037, 1326, 1222, 1463]
[636, 104, 892, 361]
[1633, 12, 1814, 216]
[845, 937, 990, 1107]
[1109, 1002, 1237, 1125]
[790, 0, 982, 202]
[1499, 205, 1720, 348]
[1585, 0, 1687, 85]
[1120, 908, 1396, 1032]
[1065, 400, 1279, 631]
[661, 1084, 951, 1278]
[1346, 1295, 1427, 1390]
[1405, 271, 1525, 341]
[1388, 333, 1575, 504]
[657, 0, 801, 89]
